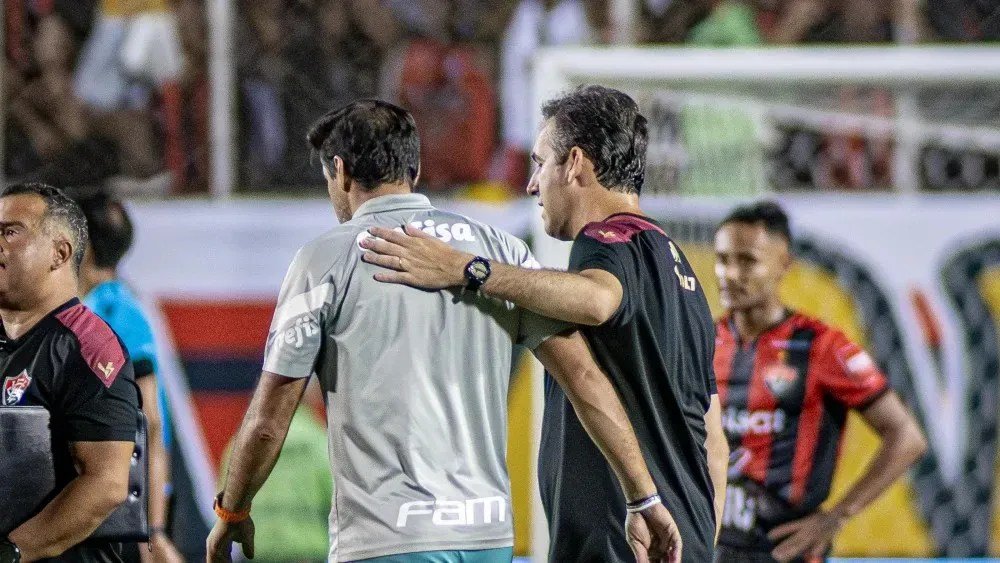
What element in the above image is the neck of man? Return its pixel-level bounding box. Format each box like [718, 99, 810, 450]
[349, 182, 413, 217]
[1, 277, 80, 340]
[731, 296, 788, 344]
[568, 184, 643, 238]
[80, 267, 116, 297]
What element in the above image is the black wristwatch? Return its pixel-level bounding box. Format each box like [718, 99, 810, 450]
[0, 537, 20, 563]
[463, 256, 491, 291]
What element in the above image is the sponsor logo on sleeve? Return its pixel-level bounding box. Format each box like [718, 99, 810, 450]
[836, 343, 877, 380]
[2, 370, 32, 406]
[274, 315, 320, 349]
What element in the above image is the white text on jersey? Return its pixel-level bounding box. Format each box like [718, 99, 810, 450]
[396, 496, 506, 527]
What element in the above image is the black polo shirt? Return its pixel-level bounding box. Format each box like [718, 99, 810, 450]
[539, 213, 717, 563]
[0, 298, 138, 563]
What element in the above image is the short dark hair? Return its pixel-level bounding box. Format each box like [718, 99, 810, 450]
[2, 183, 89, 270]
[75, 191, 134, 269]
[719, 200, 792, 243]
[541, 85, 648, 194]
[306, 99, 421, 191]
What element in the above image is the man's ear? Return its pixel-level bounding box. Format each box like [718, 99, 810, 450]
[52, 238, 73, 271]
[777, 240, 793, 275]
[334, 156, 351, 193]
[565, 146, 590, 186]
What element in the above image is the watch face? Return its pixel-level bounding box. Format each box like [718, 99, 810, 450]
[469, 261, 489, 279]
[0, 541, 17, 562]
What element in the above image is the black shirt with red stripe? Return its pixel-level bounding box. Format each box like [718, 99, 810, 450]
[538, 213, 718, 563]
[0, 298, 138, 563]
[714, 311, 889, 551]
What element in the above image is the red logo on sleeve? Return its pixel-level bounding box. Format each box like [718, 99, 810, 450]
[2, 370, 32, 406]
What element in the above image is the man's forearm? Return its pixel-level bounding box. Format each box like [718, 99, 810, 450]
[139, 378, 170, 531]
[220, 410, 295, 510]
[830, 424, 926, 520]
[220, 373, 307, 511]
[704, 395, 728, 540]
[482, 262, 618, 326]
[536, 335, 656, 501]
[10, 475, 126, 562]
[147, 429, 170, 529]
[553, 364, 656, 500]
[707, 439, 728, 539]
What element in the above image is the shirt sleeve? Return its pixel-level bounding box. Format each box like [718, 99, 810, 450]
[818, 330, 890, 409]
[568, 231, 636, 324]
[513, 246, 573, 350]
[262, 246, 333, 378]
[59, 347, 139, 443]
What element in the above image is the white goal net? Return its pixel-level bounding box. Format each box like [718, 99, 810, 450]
[530, 46, 1000, 197]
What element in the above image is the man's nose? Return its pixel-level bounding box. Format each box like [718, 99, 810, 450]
[526, 174, 539, 196]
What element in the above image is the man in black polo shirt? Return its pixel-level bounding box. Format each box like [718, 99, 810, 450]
[361, 86, 730, 562]
[0, 183, 139, 563]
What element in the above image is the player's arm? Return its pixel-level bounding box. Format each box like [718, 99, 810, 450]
[135, 374, 181, 562]
[535, 330, 655, 500]
[535, 330, 683, 561]
[826, 391, 927, 519]
[704, 394, 729, 542]
[207, 371, 308, 561]
[361, 225, 623, 326]
[217, 371, 308, 509]
[9, 440, 134, 562]
[768, 391, 927, 561]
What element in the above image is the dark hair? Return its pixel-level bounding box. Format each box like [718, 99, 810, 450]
[306, 99, 421, 191]
[75, 191, 134, 269]
[541, 85, 648, 194]
[1, 183, 89, 270]
[719, 200, 792, 243]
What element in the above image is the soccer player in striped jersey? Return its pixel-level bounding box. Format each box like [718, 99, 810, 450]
[712, 201, 928, 562]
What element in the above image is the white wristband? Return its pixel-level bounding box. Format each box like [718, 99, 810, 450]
[626, 494, 662, 513]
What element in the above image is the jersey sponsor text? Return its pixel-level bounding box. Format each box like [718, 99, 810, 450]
[396, 496, 506, 528]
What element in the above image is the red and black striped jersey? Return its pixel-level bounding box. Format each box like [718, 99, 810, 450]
[714, 311, 889, 551]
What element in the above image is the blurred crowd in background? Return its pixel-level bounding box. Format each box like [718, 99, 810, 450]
[4, 0, 1000, 199]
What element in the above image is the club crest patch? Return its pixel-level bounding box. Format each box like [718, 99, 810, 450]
[764, 363, 798, 397]
[2, 370, 32, 406]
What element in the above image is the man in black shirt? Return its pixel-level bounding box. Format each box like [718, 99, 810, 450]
[361, 86, 729, 562]
[0, 183, 139, 563]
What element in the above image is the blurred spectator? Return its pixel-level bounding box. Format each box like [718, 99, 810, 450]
[74, 0, 186, 190]
[237, 0, 400, 190]
[688, 1, 762, 44]
[752, 0, 923, 43]
[172, 0, 211, 194]
[4, 13, 121, 186]
[74, 0, 184, 111]
[926, 0, 1000, 40]
[641, 0, 714, 42]
[389, 38, 497, 192]
[4, 0, 190, 194]
[500, 0, 601, 190]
